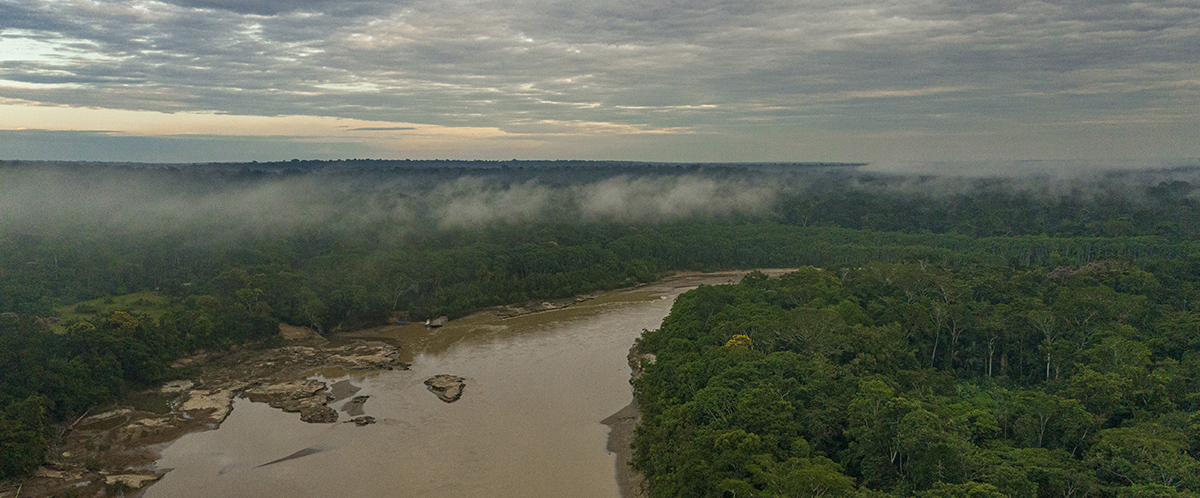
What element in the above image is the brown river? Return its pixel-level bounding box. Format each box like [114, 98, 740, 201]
[144, 272, 765, 498]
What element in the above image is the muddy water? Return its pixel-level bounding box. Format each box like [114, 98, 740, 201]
[146, 273, 751, 498]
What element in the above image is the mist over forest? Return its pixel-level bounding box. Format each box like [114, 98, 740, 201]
[3, 159, 1199, 238]
[0, 161, 814, 236]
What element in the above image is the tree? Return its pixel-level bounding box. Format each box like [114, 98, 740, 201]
[0, 395, 49, 479]
[915, 482, 1007, 498]
[1088, 424, 1199, 491]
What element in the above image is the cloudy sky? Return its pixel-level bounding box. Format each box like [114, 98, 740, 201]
[1, 0, 1197, 163]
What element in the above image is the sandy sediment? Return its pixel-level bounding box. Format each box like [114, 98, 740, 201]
[603, 400, 648, 498]
[603, 341, 658, 498]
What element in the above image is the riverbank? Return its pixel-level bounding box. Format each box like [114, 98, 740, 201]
[603, 400, 646, 498]
[603, 336, 660, 498]
[2, 269, 792, 498]
[600, 269, 797, 498]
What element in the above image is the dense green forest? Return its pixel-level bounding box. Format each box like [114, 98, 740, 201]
[633, 264, 1200, 497]
[2, 160, 1199, 485]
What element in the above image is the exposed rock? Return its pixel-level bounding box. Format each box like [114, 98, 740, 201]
[278, 346, 321, 361]
[328, 343, 410, 370]
[244, 380, 335, 422]
[346, 416, 376, 426]
[180, 390, 234, 423]
[244, 379, 326, 401]
[33, 334, 422, 497]
[299, 406, 338, 423]
[424, 375, 465, 403]
[103, 474, 160, 489]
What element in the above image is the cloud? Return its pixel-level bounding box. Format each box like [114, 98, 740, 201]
[0, 164, 786, 239]
[346, 127, 418, 131]
[0, 129, 380, 162]
[0, 0, 1197, 161]
[0, 102, 522, 144]
[430, 178, 554, 229]
[154, 0, 386, 16]
[575, 175, 776, 223]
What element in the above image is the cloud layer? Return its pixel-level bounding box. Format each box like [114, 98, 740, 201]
[5, 162, 1200, 240]
[1, 0, 1198, 161]
[0, 166, 782, 237]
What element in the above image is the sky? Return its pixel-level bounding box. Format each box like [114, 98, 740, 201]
[1, 0, 1198, 164]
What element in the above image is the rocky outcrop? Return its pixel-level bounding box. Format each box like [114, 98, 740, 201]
[28, 336, 418, 498]
[346, 416, 376, 426]
[244, 380, 337, 423]
[424, 375, 465, 403]
[103, 473, 161, 489]
[180, 390, 234, 423]
[328, 343, 411, 370]
[300, 406, 338, 423]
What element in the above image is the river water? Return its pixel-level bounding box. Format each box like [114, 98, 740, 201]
[145, 273, 756, 498]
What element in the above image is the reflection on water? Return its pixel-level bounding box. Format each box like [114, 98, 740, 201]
[147, 274, 749, 498]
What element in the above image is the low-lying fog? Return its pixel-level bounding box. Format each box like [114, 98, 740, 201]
[1, 160, 1197, 238]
